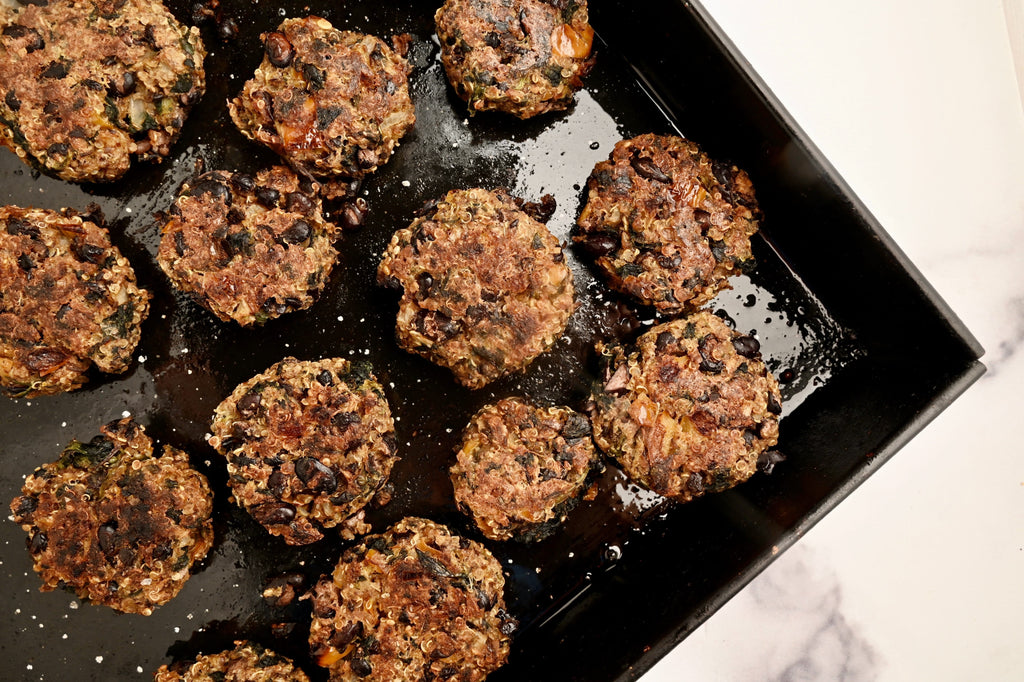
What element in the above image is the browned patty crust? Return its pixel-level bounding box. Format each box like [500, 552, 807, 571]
[308, 517, 514, 682]
[154, 641, 310, 682]
[9, 418, 213, 615]
[209, 357, 397, 546]
[229, 16, 415, 182]
[377, 188, 574, 389]
[451, 397, 601, 542]
[574, 134, 761, 311]
[589, 311, 782, 502]
[435, 0, 594, 118]
[0, 205, 150, 398]
[157, 166, 339, 326]
[0, 0, 205, 183]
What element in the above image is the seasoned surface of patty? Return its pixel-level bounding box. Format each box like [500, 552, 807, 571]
[308, 517, 513, 682]
[229, 16, 414, 183]
[0, 0, 205, 183]
[0, 205, 150, 398]
[9, 418, 213, 615]
[574, 134, 761, 311]
[158, 166, 338, 325]
[451, 397, 601, 542]
[589, 312, 782, 502]
[154, 641, 310, 682]
[377, 188, 574, 389]
[435, 0, 594, 118]
[209, 357, 397, 545]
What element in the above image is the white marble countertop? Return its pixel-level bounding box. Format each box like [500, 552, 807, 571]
[642, 1, 1024, 680]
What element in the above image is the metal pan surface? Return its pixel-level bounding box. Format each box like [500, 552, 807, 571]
[0, 1, 983, 680]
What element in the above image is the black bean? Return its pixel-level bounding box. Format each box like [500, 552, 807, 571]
[2, 25, 28, 38]
[143, 24, 158, 48]
[5, 90, 21, 111]
[151, 541, 174, 561]
[285, 192, 313, 214]
[97, 523, 117, 554]
[708, 238, 728, 262]
[656, 253, 682, 269]
[255, 502, 296, 525]
[498, 610, 518, 635]
[316, 369, 334, 386]
[350, 658, 372, 677]
[331, 620, 364, 648]
[74, 241, 106, 264]
[256, 186, 280, 207]
[410, 226, 435, 253]
[264, 32, 294, 68]
[686, 473, 704, 494]
[415, 272, 434, 299]
[261, 298, 288, 316]
[712, 160, 734, 187]
[655, 331, 676, 351]
[4, 25, 44, 51]
[226, 207, 245, 225]
[223, 231, 251, 259]
[561, 412, 591, 439]
[631, 155, 671, 183]
[237, 390, 262, 417]
[29, 532, 47, 554]
[697, 336, 724, 374]
[40, 59, 69, 79]
[43, 102, 60, 116]
[340, 201, 366, 230]
[46, 142, 68, 157]
[732, 335, 760, 358]
[17, 254, 34, 272]
[331, 411, 360, 429]
[577, 234, 618, 259]
[757, 449, 785, 474]
[111, 71, 136, 98]
[303, 63, 326, 90]
[766, 391, 782, 415]
[435, 314, 461, 341]
[281, 220, 311, 245]
[540, 467, 560, 482]
[520, 194, 557, 224]
[295, 457, 337, 493]
[12, 496, 36, 519]
[475, 588, 495, 611]
[190, 178, 232, 205]
[230, 173, 255, 194]
[267, 470, 288, 496]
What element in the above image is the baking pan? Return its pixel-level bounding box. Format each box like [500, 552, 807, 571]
[0, 1, 984, 680]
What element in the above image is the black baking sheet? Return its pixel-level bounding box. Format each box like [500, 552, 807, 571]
[0, 1, 984, 680]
